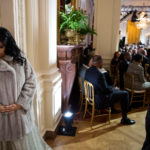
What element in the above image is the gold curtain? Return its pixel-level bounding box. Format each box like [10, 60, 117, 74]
[127, 20, 141, 44]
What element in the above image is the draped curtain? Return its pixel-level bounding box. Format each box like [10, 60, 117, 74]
[80, 0, 95, 46]
[127, 20, 141, 44]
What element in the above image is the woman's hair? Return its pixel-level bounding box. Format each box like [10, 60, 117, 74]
[0, 27, 25, 65]
[84, 55, 93, 66]
[113, 51, 119, 59]
[134, 53, 143, 62]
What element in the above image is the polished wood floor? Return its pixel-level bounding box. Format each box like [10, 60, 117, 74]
[46, 108, 148, 150]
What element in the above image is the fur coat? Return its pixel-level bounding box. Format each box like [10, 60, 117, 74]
[0, 55, 36, 141]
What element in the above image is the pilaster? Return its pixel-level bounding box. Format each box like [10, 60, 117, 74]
[94, 0, 121, 69]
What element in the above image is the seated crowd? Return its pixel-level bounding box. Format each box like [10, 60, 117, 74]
[80, 55, 135, 125]
[110, 44, 150, 90]
[79, 43, 150, 149]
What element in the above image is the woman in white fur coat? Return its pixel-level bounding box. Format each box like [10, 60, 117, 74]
[0, 27, 52, 150]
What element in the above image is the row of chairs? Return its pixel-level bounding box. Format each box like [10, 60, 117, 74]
[79, 71, 147, 127]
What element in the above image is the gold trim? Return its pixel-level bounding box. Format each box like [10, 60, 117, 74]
[57, 0, 60, 44]
[71, 0, 76, 9]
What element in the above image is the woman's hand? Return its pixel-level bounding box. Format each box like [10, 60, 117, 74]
[0, 105, 8, 113]
[4, 104, 22, 114]
[0, 104, 22, 114]
[7, 104, 22, 114]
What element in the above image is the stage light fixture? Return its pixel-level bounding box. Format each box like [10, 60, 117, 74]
[58, 111, 77, 136]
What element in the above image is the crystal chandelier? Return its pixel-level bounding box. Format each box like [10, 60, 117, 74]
[135, 11, 150, 30]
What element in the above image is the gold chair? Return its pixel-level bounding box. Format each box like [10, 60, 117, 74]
[124, 72, 146, 107]
[78, 76, 85, 112]
[145, 64, 150, 80]
[83, 80, 111, 127]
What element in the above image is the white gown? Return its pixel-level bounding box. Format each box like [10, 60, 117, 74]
[0, 125, 52, 150]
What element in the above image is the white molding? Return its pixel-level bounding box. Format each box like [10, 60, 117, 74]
[34, 69, 62, 133]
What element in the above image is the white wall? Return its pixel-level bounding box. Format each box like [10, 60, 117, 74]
[0, 0, 14, 36]
[140, 25, 150, 45]
[94, 0, 121, 69]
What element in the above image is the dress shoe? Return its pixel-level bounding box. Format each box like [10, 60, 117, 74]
[121, 118, 136, 125]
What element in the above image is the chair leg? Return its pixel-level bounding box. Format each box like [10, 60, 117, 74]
[83, 100, 87, 119]
[79, 93, 83, 112]
[108, 107, 111, 124]
[130, 93, 133, 106]
[90, 105, 95, 127]
[143, 92, 146, 108]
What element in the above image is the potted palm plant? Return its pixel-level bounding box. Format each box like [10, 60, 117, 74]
[60, 7, 96, 45]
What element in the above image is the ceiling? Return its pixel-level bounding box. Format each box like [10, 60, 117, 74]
[121, 0, 150, 14]
[120, 0, 150, 22]
[121, 0, 150, 6]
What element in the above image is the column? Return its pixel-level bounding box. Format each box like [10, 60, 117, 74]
[18, 0, 62, 136]
[94, 0, 121, 69]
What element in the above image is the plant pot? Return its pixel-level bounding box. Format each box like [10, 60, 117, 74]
[60, 33, 67, 45]
[74, 31, 79, 45]
[65, 29, 75, 45]
[79, 34, 86, 45]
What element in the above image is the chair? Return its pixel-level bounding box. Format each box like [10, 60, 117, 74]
[145, 64, 150, 80]
[78, 76, 85, 112]
[83, 80, 111, 127]
[124, 72, 146, 107]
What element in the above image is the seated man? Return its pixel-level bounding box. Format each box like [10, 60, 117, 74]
[127, 54, 150, 90]
[98, 66, 113, 86]
[79, 55, 93, 94]
[85, 55, 135, 125]
[118, 52, 131, 89]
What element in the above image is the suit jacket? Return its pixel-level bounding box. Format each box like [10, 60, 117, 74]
[79, 64, 89, 94]
[118, 59, 129, 89]
[85, 66, 113, 109]
[142, 56, 148, 69]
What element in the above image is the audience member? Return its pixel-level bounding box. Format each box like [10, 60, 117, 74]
[110, 51, 121, 85]
[118, 52, 131, 89]
[98, 67, 113, 86]
[127, 54, 150, 90]
[131, 49, 137, 61]
[85, 55, 136, 125]
[79, 55, 93, 94]
[141, 49, 149, 70]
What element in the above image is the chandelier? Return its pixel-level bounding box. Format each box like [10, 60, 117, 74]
[135, 11, 150, 30]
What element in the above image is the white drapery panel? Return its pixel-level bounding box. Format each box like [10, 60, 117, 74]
[80, 0, 95, 46]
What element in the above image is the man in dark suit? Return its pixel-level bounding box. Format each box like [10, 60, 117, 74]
[85, 55, 135, 125]
[79, 55, 93, 94]
[142, 106, 150, 150]
[118, 52, 131, 89]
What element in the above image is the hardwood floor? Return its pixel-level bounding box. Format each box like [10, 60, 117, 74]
[46, 108, 148, 150]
